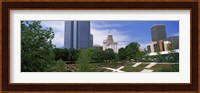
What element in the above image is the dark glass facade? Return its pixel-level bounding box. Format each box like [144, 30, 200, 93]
[167, 36, 179, 49]
[151, 25, 167, 42]
[64, 21, 90, 49]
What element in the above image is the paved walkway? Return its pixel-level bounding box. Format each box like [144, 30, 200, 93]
[131, 62, 156, 72]
[141, 69, 153, 72]
[103, 66, 125, 72]
[132, 62, 141, 67]
[145, 62, 157, 69]
[103, 62, 178, 72]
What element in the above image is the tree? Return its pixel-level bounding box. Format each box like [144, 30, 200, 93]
[47, 59, 66, 72]
[76, 49, 93, 72]
[154, 47, 163, 62]
[141, 49, 149, 61]
[135, 51, 147, 62]
[125, 42, 140, 61]
[167, 44, 179, 62]
[21, 21, 55, 72]
[114, 52, 119, 62]
[87, 48, 105, 62]
[87, 48, 96, 62]
[104, 49, 115, 62]
[118, 48, 127, 61]
[68, 48, 79, 61]
[62, 48, 69, 61]
[53, 48, 68, 61]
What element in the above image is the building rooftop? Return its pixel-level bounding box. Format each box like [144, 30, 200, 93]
[150, 24, 165, 29]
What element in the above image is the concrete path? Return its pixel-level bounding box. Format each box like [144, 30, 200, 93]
[117, 66, 125, 70]
[141, 69, 153, 72]
[132, 62, 141, 67]
[103, 66, 125, 72]
[145, 62, 157, 69]
[103, 62, 178, 72]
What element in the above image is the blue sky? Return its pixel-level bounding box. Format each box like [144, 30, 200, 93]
[40, 21, 179, 49]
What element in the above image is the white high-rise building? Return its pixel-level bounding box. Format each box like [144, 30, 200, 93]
[103, 32, 118, 53]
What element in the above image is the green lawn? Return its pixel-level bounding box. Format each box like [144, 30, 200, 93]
[65, 62, 179, 72]
[90, 62, 127, 72]
[91, 62, 127, 69]
[91, 62, 179, 72]
[121, 64, 149, 72]
[151, 64, 179, 72]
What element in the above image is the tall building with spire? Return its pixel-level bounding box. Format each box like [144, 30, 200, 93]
[64, 21, 91, 49]
[103, 31, 118, 53]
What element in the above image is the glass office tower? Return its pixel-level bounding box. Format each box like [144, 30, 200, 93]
[64, 21, 90, 49]
[151, 25, 167, 42]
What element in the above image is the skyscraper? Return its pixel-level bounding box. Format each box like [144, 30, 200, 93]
[64, 21, 90, 49]
[167, 36, 179, 49]
[147, 24, 173, 53]
[151, 25, 167, 41]
[103, 32, 118, 53]
[90, 34, 93, 47]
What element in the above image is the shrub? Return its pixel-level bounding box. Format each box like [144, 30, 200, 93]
[47, 59, 66, 72]
[76, 49, 93, 72]
[158, 64, 179, 72]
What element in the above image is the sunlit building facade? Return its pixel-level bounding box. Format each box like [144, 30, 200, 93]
[103, 33, 118, 53]
[147, 40, 171, 53]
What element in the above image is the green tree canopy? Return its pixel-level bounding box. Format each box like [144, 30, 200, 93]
[118, 48, 127, 61]
[135, 51, 147, 62]
[76, 49, 93, 72]
[21, 21, 55, 72]
[104, 49, 115, 62]
[68, 48, 79, 61]
[88, 48, 104, 62]
[125, 42, 140, 61]
[53, 48, 68, 61]
[167, 44, 179, 62]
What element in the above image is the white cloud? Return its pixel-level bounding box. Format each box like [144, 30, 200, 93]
[168, 32, 179, 37]
[91, 27, 131, 50]
[173, 33, 179, 36]
[140, 43, 149, 50]
[41, 21, 64, 48]
[91, 21, 123, 29]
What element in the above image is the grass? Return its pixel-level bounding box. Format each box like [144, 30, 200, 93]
[91, 66, 112, 72]
[152, 64, 179, 72]
[121, 64, 149, 72]
[90, 62, 127, 72]
[92, 62, 127, 68]
[64, 62, 179, 72]
[96, 68, 113, 72]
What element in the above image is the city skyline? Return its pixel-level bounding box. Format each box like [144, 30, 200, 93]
[40, 21, 179, 49]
